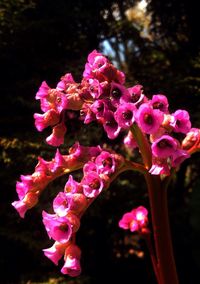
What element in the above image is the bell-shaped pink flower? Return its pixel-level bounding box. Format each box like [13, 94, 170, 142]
[119, 212, 138, 231]
[12, 200, 28, 218]
[136, 103, 164, 134]
[182, 128, 200, 150]
[35, 81, 50, 100]
[61, 244, 81, 277]
[151, 135, 178, 158]
[103, 110, 121, 139]
[42, 211, 72, 243]
[95, 151, 116, 175]
[80, 103, 96, 124]
[90, 99, 109, 120]
[172, 109, 191, 134]
[12, 192, 38, 218]
[110, 82, 129, 107]
[149, 157, 170, 175]
[56, 73, 75, 91]
[122, 84, 145, 106]
[53, 192, 70, 217]
[123, 131, 138, 150]
[171, 149, 190, 167]
[87, 78, 103, 99]
[150, 94, 169, 113]
[64, 175, 81, 193]
[34, 109, 60, 132]
[43, 242, 66, 265]
[114, 103, 136, 128]
[53, 192, 87, 216]
[82, 171, 104, 198]
[83, 161, 97, 175]
[119, 206, 148, 233]
[46, 121, 67, 146]
[131, 206, 148, 227]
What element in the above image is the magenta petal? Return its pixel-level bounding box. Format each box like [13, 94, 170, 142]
[103, 110, 121, 139]
[12, 200, 28, 218]
[43, 243, 64, 265]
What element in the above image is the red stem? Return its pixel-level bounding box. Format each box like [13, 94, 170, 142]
[130, 125, 179, 284]
[144, 173, 179, 284]
[142, 231, 161, 283]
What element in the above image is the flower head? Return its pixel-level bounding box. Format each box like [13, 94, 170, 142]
[61, 244, 81, 277]
[114, 103, 136, 128]
[136, 103, 164, 134]
[119, 206, 148, 232]
[42, 211, 72, 243]
[151, 94, 169, 113]
[151, 135, 178, 158]
[172, 110, 191, 134]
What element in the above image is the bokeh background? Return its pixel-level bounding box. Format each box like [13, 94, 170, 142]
[0, 1, 200, 283]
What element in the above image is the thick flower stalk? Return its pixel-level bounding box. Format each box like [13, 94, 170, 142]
[12, 50, 200, 282]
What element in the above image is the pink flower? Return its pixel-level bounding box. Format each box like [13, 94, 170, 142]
[53, 192, 87, 216]
[12, 192, 38, 218]
[151, 135, 178, 158]
[103, 110, 121, 139]
[150, 94, 169, 113]
[56, 73, 75, 91]
[122, 85, 145, 105]
[83, 50, 109, 79]
[119, 206, 148, 232]
[149, 157, 170, 175]
[64, 92, 84, 111]
[172, 110, 191, 134]
[87, 78, 103, 99]
[68, 142, 102, 161]
[64, 175, 81, 193]
[43, 242, 66, 265]
[114, 103, 136, 128]
[66, 193, 87, 214]
[82, 171, 104, 198]
[46, 121, 67, 146]
[182, 128, 200, 150]
[34, 109, 60, 131]
[61, 244, 81, 277]
[136, 103, 164, 134]
[132, 206, 148, 227]
[95, 151, 116, 175]
[42, 211, 72, 243]
[83, 161, 97, 175]
[53, 192, 70, 217]
[119, 212, 139, 231]
[90, 99, 109, 120]
[12, 200, 28, 218]
[110, 82, 129, 107]
[35, 81, 50, 100]
[65, 212, 80, 233]
[16, 178, 31, 200]
[123, 131, 138, 150]
[171, 149, 190, 167]
[80, 103, 95, 124]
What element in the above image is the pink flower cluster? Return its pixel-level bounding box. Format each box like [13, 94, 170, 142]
[119, 206, 148, 233]
[41, 149, 123, 275]
[13, 50, 200, 278]
[33, 50, 198, 175]
[12, 143, 102, 218]
[13, 139, 124, 276]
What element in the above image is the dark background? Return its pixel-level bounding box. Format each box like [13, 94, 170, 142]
[0, 1, 200, 283]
